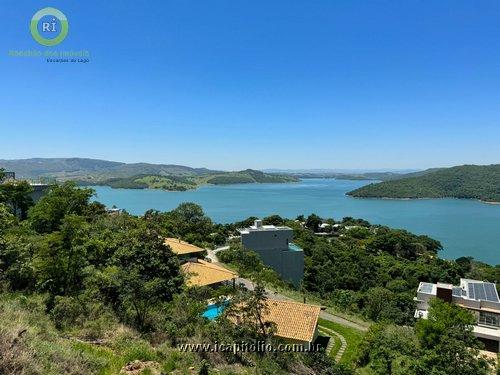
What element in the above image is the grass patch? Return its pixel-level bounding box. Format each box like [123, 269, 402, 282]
[329, 334, 342, 358]
[70, 341, 124, 375]
[318, 318, 365, 365]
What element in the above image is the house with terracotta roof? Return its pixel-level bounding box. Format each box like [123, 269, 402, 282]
[164, 238, 206, 260]
[181, 259, 238, 288]
[233, 299, 321, 344]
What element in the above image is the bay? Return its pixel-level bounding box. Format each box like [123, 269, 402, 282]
[91, 179, 500, 265]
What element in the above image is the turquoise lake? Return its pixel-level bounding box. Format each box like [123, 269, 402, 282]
[91, 179, 500, 265]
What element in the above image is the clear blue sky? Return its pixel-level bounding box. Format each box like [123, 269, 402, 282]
[2, 1, 500, 170]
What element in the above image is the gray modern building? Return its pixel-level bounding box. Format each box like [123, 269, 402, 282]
[239, 220, 304, 287]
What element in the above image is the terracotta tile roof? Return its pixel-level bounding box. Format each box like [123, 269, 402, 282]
[181, 260, 238, 287]
[262, 300, 321, 342]
[231, 299, 321, 342]
[164, 238, 205, 255]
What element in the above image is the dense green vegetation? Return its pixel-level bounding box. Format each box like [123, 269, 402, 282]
[348, 164, 500, 202]
[206, 169, 298, 185]
[221, 213, 499, 327]
[0, 181, 498, 373]
[92, 174, 198, 191]
[0, 183, 346, 374]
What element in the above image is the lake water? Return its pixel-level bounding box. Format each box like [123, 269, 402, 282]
[91, 179, 500, 265]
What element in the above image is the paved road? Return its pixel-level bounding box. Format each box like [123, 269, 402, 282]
[209, 247, 369, 333]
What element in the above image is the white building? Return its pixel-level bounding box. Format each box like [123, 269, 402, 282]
[415, 278, 500, 352]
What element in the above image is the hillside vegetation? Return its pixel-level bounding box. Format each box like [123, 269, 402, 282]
[347, 164, 500, 202]
[1, 182, 498, 373]
[0, 158, 216, 180]
[88, 169, 298, 190]
[0, 158, 298, 191]
[205, 169, 298, 185]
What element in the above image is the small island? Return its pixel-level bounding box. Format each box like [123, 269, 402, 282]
[347, 164, 500, 203]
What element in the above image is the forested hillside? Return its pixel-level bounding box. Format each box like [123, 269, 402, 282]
[347, 164, 500, 202]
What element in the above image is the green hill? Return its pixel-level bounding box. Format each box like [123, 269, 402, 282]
[87, 169, 298, 191]
[347, 164, 500, 202]
[0, 159, 297, 191]
[206, 169, 298, 185]
[0, 158, 217, 180]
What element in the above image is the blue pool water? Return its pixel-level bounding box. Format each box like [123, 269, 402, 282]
[288, 243, 303, 252]
[91, 179, 500, 264]
[202, 302, 228, 320]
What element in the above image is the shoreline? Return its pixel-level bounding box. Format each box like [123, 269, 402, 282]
[86, 180, 300, 192]
[347, 195, 500, 205]
[481, 200, 500, 205]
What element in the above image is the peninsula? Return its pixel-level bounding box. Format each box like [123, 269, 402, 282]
[347, 164, 500, 203]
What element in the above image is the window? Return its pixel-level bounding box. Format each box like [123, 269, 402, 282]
[478, 311, 500, 327]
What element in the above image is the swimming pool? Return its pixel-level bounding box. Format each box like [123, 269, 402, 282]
[202, 301, 228, 320]
[288, 242, 303, 252]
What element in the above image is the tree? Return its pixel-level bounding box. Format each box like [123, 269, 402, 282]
[225, 279, 276, 340]
[108, 225, 183, 330]
[164, 291, 206, 345]
[163, 203, 213, 243]
[0, 181, 33, 219]
[357, 324, 419, 375]
[218, 243, 264, 275]
[364, 287, 395, 321]
[28, 182, 96, 233]
[33, 215, 90, 298]
[305, 214, 322, 232]
[367, 228, 442, 260]
[262, 215, 284, 226]
[0, 203, 14, 234]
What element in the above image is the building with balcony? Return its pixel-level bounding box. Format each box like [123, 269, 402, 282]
[415, 278, 500, 352]
[238, 220, 304, 287]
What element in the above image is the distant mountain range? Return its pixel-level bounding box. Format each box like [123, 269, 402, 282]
[347, 164, 500, 203]
[5, 159, 497, 199]
[0, 158, 217, 180]
[0, 158, 298, 191]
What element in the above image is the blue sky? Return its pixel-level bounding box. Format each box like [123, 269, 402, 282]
[2, 1, 500, 170]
